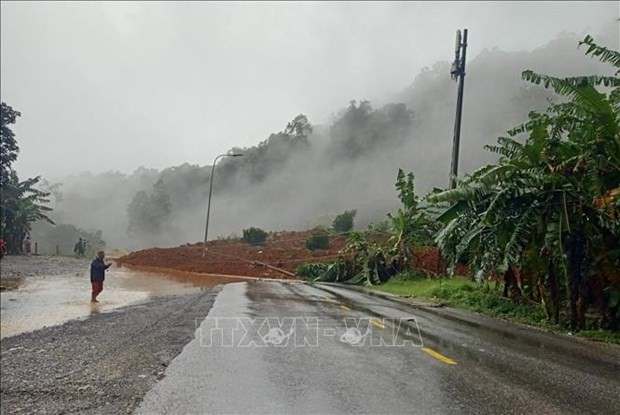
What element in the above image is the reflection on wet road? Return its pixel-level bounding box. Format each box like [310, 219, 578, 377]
[138, 281, 620, 415]
[0, 264, 244, 338]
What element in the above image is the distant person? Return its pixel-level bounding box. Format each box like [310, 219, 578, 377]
[74, 237, 83, 257]
[90, 250, 112, 303]
[81, 239, 89, 257]
[22, 234, 32, 255]
[74, 237, 86, 257]
[0, 238, 7, 259]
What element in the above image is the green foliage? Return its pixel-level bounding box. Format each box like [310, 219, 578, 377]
[375, 277, 549, 325]
[579, 34, 620, 74]
[150, 179, 172, 225]
[31, 221, 106, 256]
[315, 231, 399, 286]
[1, 171, 54, 253]
[376, 274, 473, 297]
[577, 330, 620, 344]
[304, 172, 439, 285]
[373, 277, 620, 343]
[429, 35, 620, 331]
[305, 227, 330, 250]
[242, 227, 268, 245]
[0, 105, 54, 253]
[328, 101, 414, 160]
[366, 220, 390, 234]
[158, 164, 209, 210]
[217, 114, 312, 185]
[0, 102, 21, 188]
[386, 269, 429, 281]
[332, 210, 357, 233]
[295, 262, 331, 280]
[388, 170, 440, 268]
[127, 179, 172, 237]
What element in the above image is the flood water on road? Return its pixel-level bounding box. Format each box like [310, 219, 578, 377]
[0, 264, 245, 338]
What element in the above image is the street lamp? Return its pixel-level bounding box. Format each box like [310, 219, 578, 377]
[203, 152, 243, 256]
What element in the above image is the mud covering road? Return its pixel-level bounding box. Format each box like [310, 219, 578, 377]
[116, 231, 467, 279]
[0, 287, 220, 414]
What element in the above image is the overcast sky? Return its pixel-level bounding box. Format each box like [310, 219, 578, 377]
[1, 1, 617, 179]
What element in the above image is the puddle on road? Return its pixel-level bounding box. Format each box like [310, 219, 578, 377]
[0, 265, 245, 339]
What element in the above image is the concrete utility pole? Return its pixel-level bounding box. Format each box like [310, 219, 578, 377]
[449, 28, 468, 189]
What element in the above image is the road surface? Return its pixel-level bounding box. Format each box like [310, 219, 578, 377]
[137, 281, 620, 414]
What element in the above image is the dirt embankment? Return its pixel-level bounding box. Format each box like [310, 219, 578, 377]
[117, 231, 348, 279]
[117, 231, 467, 279]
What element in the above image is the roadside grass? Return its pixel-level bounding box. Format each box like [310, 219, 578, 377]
[577, 330, 620, 344]
[371, 272, 620, 345]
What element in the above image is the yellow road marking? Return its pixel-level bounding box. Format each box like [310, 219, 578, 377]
[340, 305, 351, 311]
[370, 319, 385, 329]
[421, 347, 457, 365]
[322, 295, 336, 302]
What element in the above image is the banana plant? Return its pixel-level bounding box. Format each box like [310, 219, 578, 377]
[1, 170, 54, 253]
[429, 34, 620, 331]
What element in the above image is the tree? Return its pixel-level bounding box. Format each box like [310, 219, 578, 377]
[242, 227, 268, 245]
[150, 179, 172, 226]
[127, 191, 153, 237]
[328, 100, 414, 160]
[126, 179, 172, 238]
[0, 103, 54, 253]
[332, 210, 357, 233]
[285, 114, 313, 139]
[306, 227, 330, 250]
[1, 171, 54, 253]
[388, 170, 439, 270]
[0, 102, 21, 188]
[30, 221, 106, 256]
[216, 114, 313, 186]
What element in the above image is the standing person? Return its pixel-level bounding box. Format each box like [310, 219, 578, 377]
[90, 250, 112, 303]
[81, 239, 89, 257]
[74, 237, 83, 257]
[23, 234, 32, 255]
[0, 237, 7, 259]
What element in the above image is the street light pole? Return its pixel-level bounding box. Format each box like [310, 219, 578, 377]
[203, 153, 242, 257]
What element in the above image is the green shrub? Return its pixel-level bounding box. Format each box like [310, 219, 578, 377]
[305, 228, 330, 250]
[390, 270, 427, 281]
[367, 220, 390, 234]
[242, 227, 268, 245]
[295, 263, 330, 280]
[332, 209, 357, 233]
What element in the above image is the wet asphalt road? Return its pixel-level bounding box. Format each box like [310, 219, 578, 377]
[137, 281, 620, 415]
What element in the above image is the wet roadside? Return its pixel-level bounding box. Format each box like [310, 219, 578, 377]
[1, 287, 221, 414]
[0, 255, 233, 414]
[0, 255, 243, 338]
[0, 255, 90, 280]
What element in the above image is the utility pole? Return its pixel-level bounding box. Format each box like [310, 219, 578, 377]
[439, 29, 468, 277]
[449, 28, 468, 189]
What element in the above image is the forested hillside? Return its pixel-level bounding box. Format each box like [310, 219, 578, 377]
[33, 29, 616, 251]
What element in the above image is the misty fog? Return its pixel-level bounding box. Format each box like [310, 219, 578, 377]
[27, 23, 618, 252]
